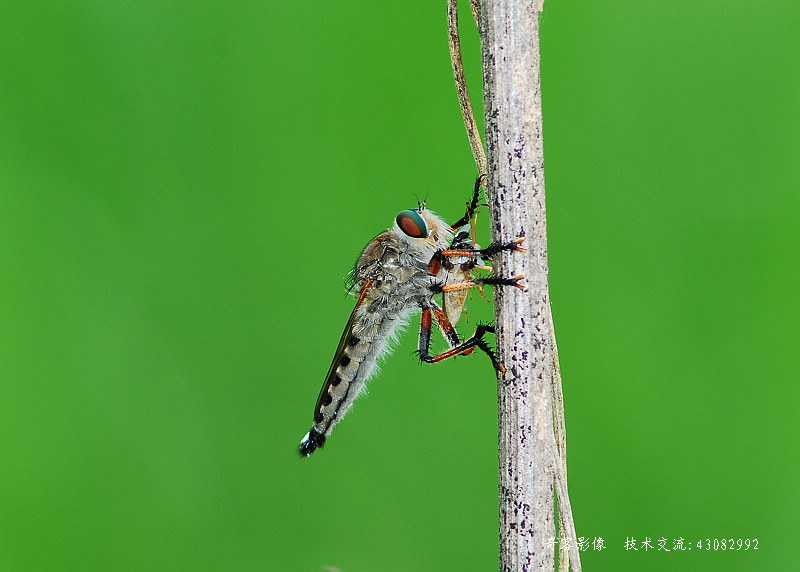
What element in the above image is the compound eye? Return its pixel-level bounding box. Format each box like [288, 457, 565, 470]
[396, 210, 428, 238]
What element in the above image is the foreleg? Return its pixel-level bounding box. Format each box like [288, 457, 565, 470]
[449, 174, 486, 231]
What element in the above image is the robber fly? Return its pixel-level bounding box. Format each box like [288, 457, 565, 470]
[299, 176, 525, 456]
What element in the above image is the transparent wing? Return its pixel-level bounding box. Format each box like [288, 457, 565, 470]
[312, 281, 370, 417]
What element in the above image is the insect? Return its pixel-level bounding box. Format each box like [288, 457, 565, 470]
[299, 176, 525, 456]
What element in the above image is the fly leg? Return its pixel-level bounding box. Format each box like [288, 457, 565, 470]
[435, 274, 525, 294]
[429, 303, 461, 348]
[449, 174, 486, 231]
[418, 307, 504, 375]
[441, 236, 526, 260]
[428, 236, 525, 276]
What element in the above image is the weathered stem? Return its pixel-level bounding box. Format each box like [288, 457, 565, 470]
[447, 0, 487, 174]
[550, 306, 581, 571]
[480, 1, 562, 570]
[448, 0, 580, 569]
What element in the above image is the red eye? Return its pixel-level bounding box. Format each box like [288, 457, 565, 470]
[396, 210, 428, 238]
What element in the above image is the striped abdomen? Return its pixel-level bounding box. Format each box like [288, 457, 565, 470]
[299, 284, 411, 456]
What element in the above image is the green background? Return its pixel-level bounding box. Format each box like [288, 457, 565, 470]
[1, 1, 797, 570]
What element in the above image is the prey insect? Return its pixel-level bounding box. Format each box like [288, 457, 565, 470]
[299, 176, 525, 456]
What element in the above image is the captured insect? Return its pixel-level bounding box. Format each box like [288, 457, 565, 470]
[299, 176, 525, 456]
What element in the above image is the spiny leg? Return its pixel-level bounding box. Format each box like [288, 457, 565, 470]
[441, 236, 526, 259]
[429, 236, 525, 276]
[450, 174, 486, 231]
[445, 175, 489, 273]
[418, 307, 504, 375]
[436, 274, 525, 294]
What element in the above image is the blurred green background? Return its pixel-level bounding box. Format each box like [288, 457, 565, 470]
[1, 0, 797, 570]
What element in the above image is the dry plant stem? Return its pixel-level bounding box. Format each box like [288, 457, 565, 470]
[483, 0, 554, 567]
[480, 0, 581, 570]
[470, 0, 482, 34]
[549, 306, 581, 571]
[447, 0, 487, 174]
[449, 1, 580, 569]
